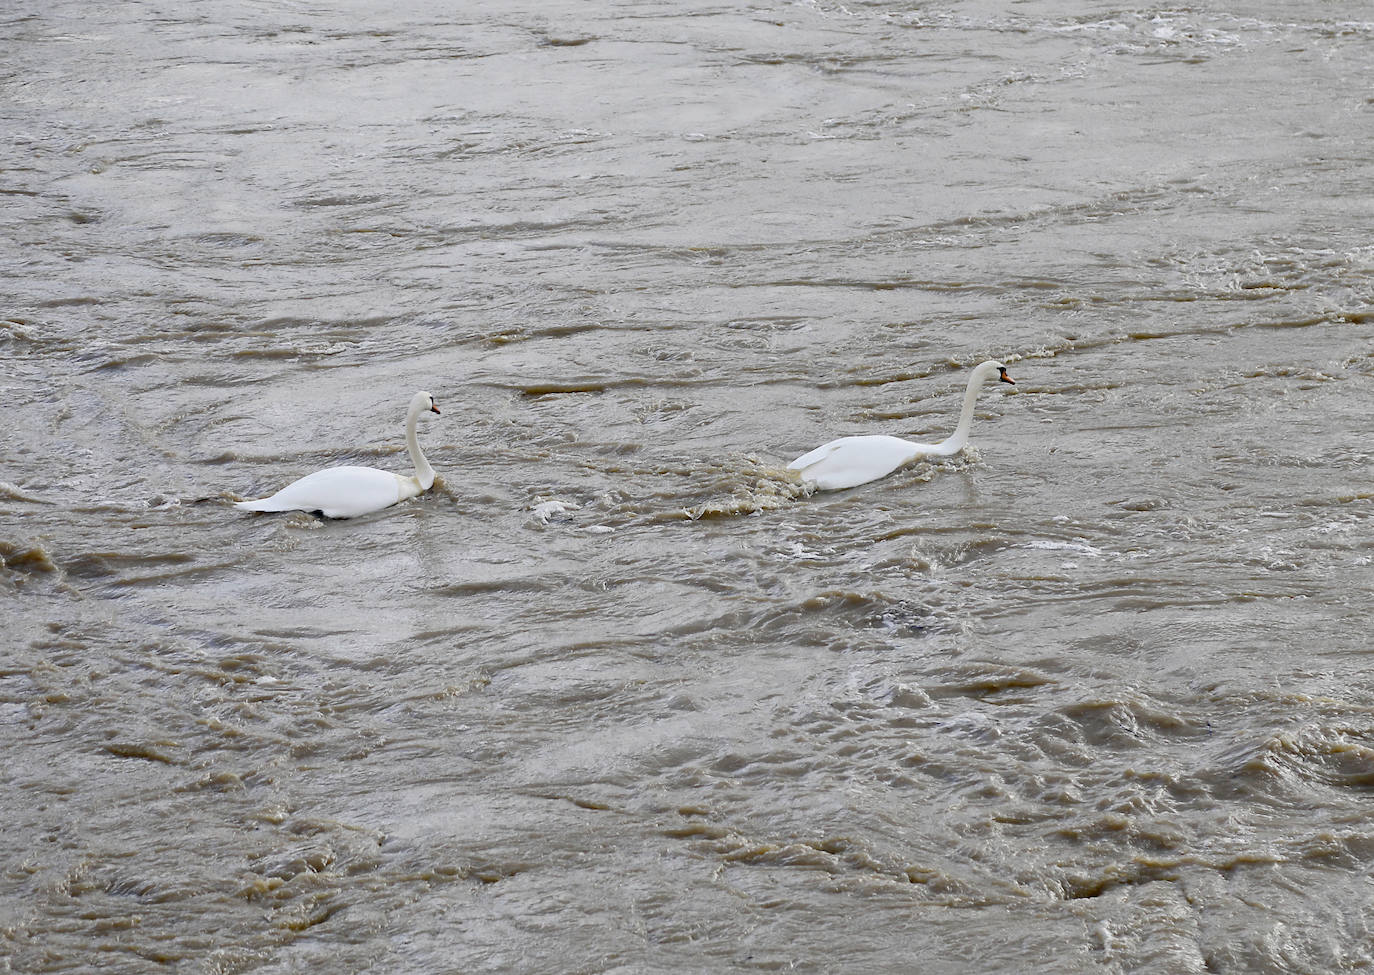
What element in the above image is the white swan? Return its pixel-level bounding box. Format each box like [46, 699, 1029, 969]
[235, 391, 441, 519]
[788, 361, 1014, 491]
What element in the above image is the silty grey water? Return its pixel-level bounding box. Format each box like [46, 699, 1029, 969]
[2, 0, 1372, 971]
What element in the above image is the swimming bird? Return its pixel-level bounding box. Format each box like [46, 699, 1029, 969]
[235, 391, 441, 519]
[788, 360, 1014, 491]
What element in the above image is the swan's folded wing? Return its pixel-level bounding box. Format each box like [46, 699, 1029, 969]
[787, 435, 928, 491]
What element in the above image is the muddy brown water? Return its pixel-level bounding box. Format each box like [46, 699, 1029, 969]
[3, 1, 1372, 972]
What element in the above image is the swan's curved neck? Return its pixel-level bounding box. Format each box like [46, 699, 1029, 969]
[405, 401, 435, 489]
[932, 368, 991, 456]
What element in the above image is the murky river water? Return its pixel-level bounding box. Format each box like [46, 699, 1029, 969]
[3, 1, 1372, 971]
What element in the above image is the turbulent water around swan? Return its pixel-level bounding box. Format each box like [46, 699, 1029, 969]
[3, 1, 1372, 972]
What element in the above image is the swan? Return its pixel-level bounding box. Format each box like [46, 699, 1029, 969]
[235, 391, 441, 519]
[787, 360, 1014, 491]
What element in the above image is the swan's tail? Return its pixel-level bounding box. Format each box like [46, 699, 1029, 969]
[234, 497, 287, 512]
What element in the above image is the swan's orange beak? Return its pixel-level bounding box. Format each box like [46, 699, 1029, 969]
[430, 403, 441, 415]
[998, 368, 1015, 385]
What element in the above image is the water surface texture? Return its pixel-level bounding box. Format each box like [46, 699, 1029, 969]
[3, 1, 1373, 972]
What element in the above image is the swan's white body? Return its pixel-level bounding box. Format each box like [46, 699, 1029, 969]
[788, 361, 1014, 491]
[235, 391, 440, 519]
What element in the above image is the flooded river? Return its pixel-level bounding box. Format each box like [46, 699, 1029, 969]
[3, 1, 1372, 971]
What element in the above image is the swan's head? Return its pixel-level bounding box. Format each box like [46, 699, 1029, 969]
[411, 390, 441, 416]
[977, 360, 1015, 386]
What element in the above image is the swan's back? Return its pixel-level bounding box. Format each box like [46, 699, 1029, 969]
[234, 466, 409, 519]
[787, 435, 930, 491]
